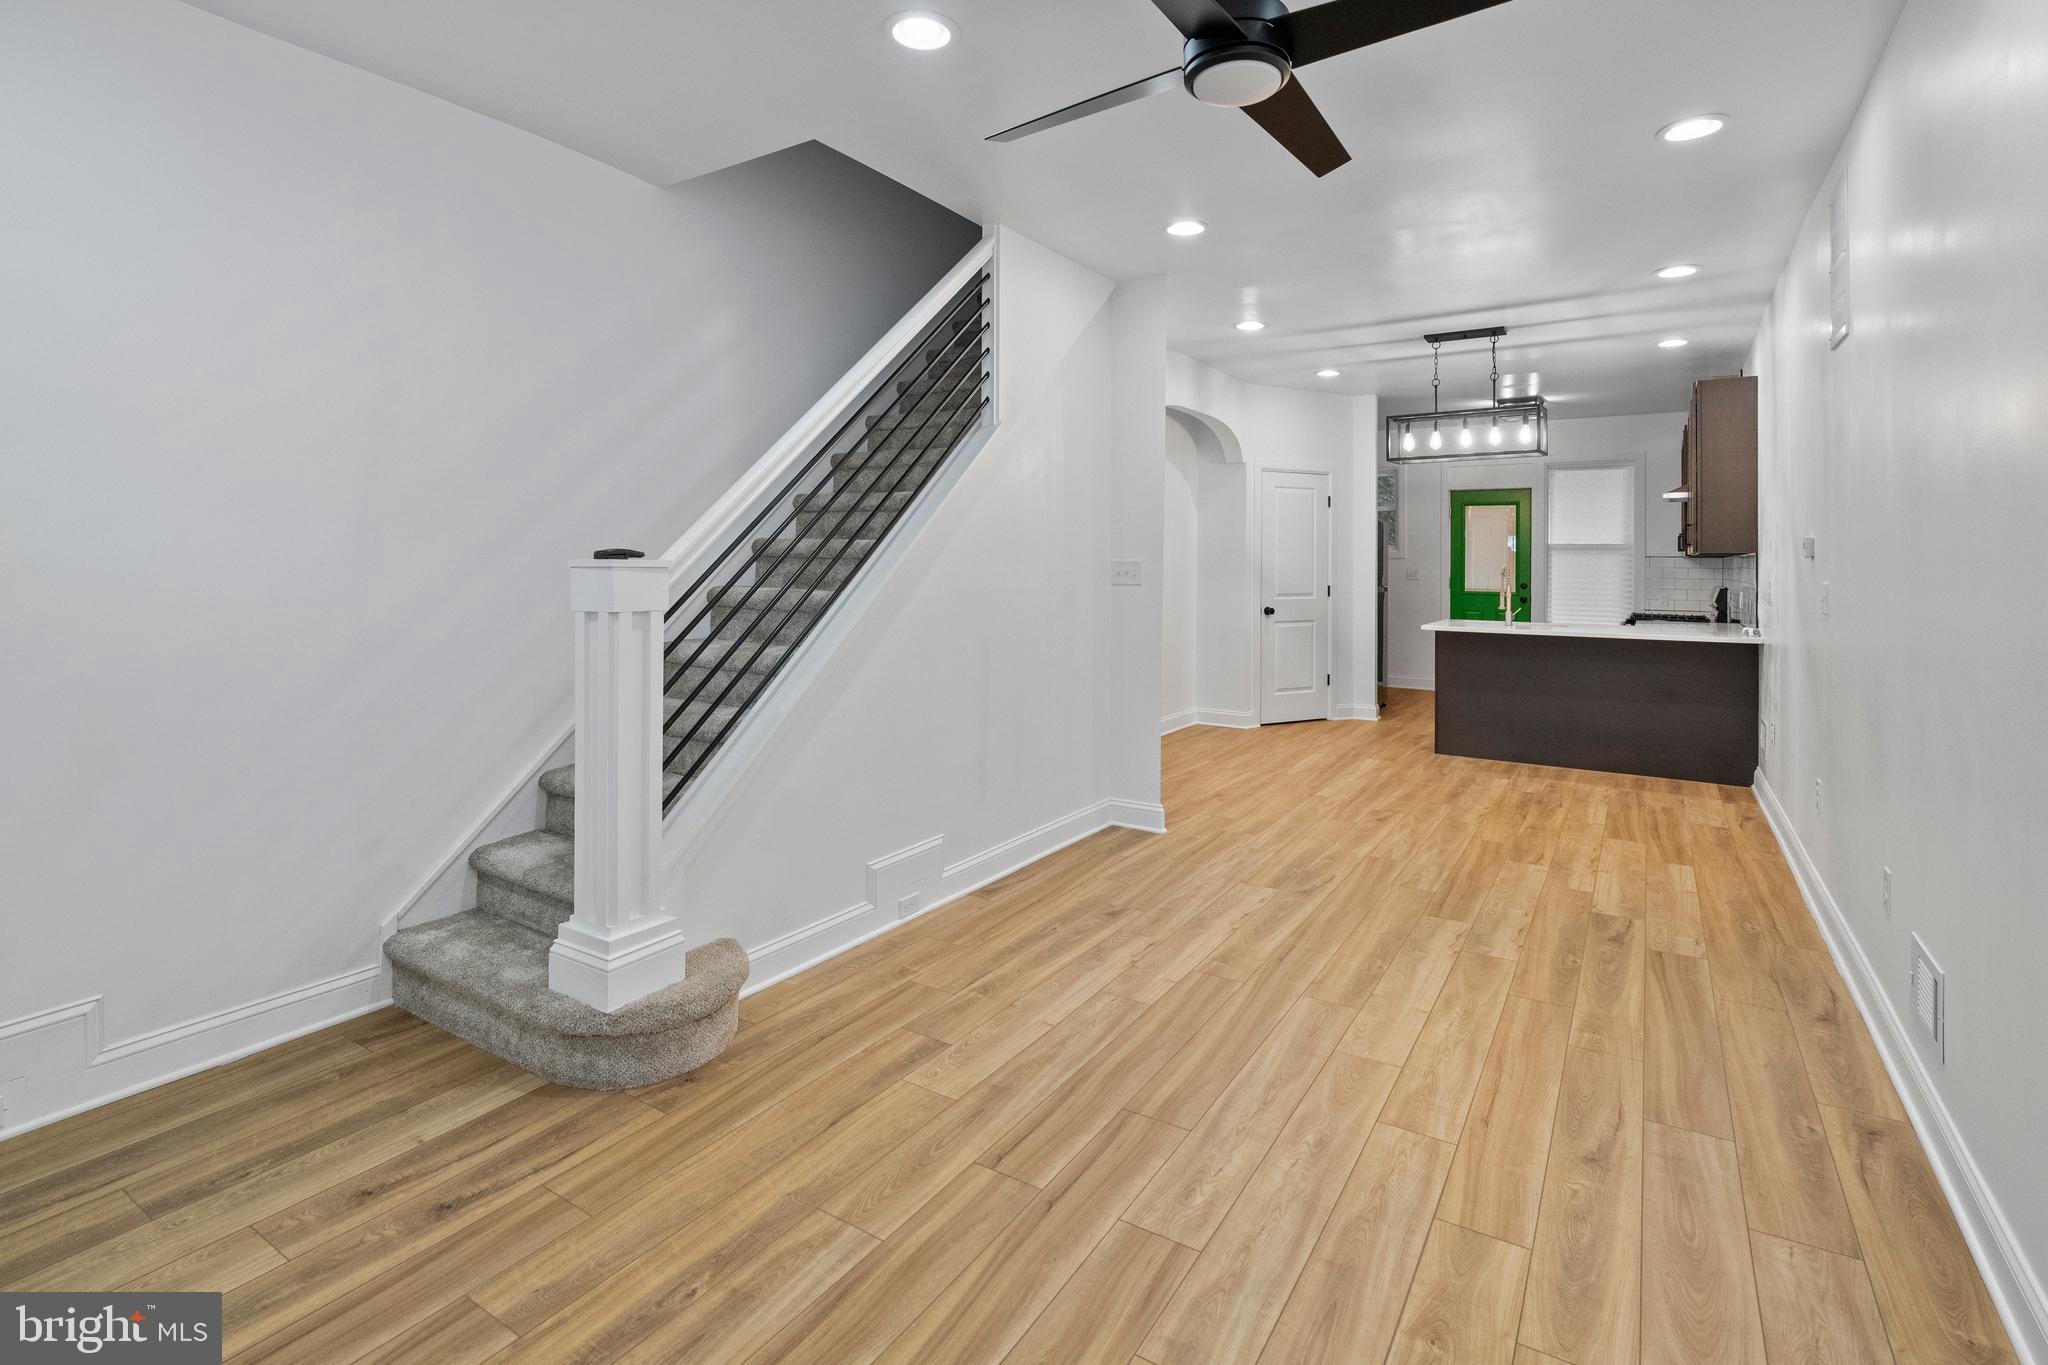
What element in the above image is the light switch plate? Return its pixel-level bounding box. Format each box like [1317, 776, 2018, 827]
[1110, 560, 1143, 587]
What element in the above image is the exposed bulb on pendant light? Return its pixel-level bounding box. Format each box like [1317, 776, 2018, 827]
[1401, 425, 1416, 453]
[1428, 425, 1443, 451]
[1459, 420, 1473, 449]
[1518, 418, 1535, 443]
[1488, 420, 1503, 447]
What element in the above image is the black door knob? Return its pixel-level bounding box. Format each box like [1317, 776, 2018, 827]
[1263, 607, 1276, 616]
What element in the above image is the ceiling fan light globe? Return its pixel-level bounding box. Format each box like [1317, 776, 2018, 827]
[1185, 49, 1291, 108]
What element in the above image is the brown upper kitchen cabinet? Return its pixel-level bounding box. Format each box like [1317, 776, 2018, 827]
[1673, 374, 1757, 556]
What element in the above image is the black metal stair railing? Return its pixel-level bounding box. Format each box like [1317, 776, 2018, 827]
[659, 271, 992, 809]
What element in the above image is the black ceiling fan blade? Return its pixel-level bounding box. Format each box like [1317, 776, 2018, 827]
[1149, 0, 1250, 41]
[987, 69, 1184, 143]
[1280, 0, 1515, 68]
[1242, 76, 1351, 176]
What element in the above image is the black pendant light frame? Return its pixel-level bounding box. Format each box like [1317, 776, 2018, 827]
[1384, 326, 1549, 463]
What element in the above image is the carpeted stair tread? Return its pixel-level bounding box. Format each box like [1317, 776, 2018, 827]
[539, 765, 576, 800]
[750, 532, 878, 559]
[471, 830, 573, 908]
[387, 913, 745, 1037]
[386, 913, 748, 1089]
[665, 642, 793, 692]
[471, 828, 572, 888]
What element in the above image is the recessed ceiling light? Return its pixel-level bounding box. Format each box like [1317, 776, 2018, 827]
[888, 11, 955, 50]
[1657, 115, 1726, 143]
[1658, 337, 1690, 348]
[1655, 264, 1701, 279]
[1316, 368, 1339, 378]
[1166, 219, 1207, 237]
[1235, 319, 1266, 333]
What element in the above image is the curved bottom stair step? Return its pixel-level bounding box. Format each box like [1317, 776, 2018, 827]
[385, 911, 748, 1090]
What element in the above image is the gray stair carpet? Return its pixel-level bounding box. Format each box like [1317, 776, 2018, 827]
[386, 760, 749, 1089]
[385, 318, 985, 1089]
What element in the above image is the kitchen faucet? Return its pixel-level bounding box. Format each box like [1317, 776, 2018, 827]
[1499, 566, 1517, 623]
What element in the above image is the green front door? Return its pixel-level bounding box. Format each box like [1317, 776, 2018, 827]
[1449, 488, 1533, 621]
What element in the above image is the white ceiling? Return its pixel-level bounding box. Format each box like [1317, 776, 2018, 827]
[185, 0, 1905, 416]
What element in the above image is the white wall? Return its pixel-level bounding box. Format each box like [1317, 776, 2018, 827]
[1163, 355, 1377, 725]
[669, 231, 1169, 981]
[1379, 412, 1759, 687]
[0, 0, 977, 1129]
[1161, 420, 1200, 727]
[1749, 0, 2048, 1351]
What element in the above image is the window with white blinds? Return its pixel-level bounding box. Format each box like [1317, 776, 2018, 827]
[1547, 464, 1636, 625]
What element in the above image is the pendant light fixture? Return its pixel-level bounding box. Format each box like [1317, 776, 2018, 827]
[1385, 327, 1549, 463]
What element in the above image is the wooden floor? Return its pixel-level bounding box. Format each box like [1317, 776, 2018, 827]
[1, 691, 2018, 1364]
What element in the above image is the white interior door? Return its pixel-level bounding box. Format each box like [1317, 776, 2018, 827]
[1259, 468, 1332, 724]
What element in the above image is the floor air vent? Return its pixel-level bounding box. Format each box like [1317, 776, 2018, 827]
[1909, 933, 1944, 1061]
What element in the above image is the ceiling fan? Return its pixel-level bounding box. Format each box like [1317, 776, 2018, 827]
[987, 0, 1514, 176]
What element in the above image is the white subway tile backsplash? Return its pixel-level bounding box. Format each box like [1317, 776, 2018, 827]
[1640, 555, 1757, 618]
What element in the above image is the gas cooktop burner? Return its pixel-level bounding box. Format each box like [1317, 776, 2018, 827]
[1623, 611, 1712, 625]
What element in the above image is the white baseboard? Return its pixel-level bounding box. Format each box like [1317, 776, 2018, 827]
[1387, 674, 1435, 692]
[1332, 702, 1381, 722]
[1193, 708, 1258, 730]
[0, 967, 385, 1140]
[738, 795, 1163, 1000]
[1161, 708, 1200, 735]
[1754, 771, 2047, 1364]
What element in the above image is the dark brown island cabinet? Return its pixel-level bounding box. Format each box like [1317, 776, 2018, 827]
[1674, 374, 1758, 556]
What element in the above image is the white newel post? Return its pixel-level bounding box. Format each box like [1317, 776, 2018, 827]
[550, 553, 690, 1011]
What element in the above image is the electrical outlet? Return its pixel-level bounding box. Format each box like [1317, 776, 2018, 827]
[1814, 777, 1824, 813]
[1821, 581, 1832, 616]
[1801, 535, 1817, 559]
[1405, 567, 1421, 581]
[1881, 866, 1893, 918]
[1110, 560, 1143, 587]
[896, 892, 923, 919]
[1769, 721, 1777, 745]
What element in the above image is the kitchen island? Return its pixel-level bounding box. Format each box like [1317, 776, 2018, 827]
[1423, 618, 1763, 785]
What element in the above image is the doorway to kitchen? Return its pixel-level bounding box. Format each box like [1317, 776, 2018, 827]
[1449, 488, 1532, 621]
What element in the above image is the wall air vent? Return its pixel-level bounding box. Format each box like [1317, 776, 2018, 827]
[1909, 932, 1944, 1061]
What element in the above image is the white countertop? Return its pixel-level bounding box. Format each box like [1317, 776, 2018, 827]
[1422, 619, 1765, 645]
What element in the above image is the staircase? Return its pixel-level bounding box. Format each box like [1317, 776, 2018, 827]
[383, 253, 994, 1088]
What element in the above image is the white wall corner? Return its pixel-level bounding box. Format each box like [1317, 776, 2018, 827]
[1193, 708, 1260, 730]
[1754, 771, 2048, 1364]
[1161, 708, 1200, 735]
[1333, 702, 1381, 722]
